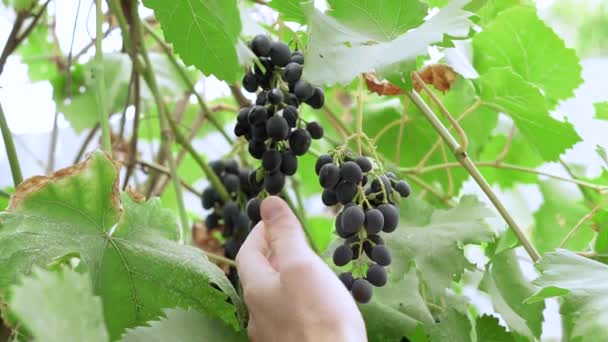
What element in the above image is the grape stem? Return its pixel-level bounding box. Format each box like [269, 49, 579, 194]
[94, 0, 112, 155]
[406, 90, 541, 262]
[0, 102, 22, 186]
[356, 74, 364, 155]
[558, 196, 608, 248]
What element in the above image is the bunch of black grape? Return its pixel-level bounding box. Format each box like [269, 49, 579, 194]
[234, 34, 325, 198]
[315, 151, 411, 303]
[201, 159, 261, 277]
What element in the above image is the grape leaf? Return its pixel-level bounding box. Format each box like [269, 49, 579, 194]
[17, 23, 59, 82]
[120, 308, 247, 342]
[0, 151, 244, 340]
[475, 315, 516, 342]
[595, 102, 608, 121]
[527, 250, 608, 341]
[9, 267, 109, 342]
[268, 0, 308, 24]
[473, 6, 583, 106]
[427, 307, 472, 342]
[532, 180, 595, 255]
[387, 196, 495, 296]
[327, 0, 428, 41]
[472, 0, 523, 27]
[303, 0, 472, 85]
[476, 68, 581, 161]
[480, 249, 544, 340]
[142, 0, 242, 82]
[304, 216, 334, 253]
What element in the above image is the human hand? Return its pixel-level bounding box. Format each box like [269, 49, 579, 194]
[236, 196, 367, 342]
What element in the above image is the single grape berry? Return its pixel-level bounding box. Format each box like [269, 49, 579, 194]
[248, 139, 266, 159]
[319, 163, 340, 189]
[284, 93, 299, 107]
[282, 106, 299, 128]
[355, 156, 372, 173]
[242, 72, 259, 93]
[269, 41, 291, 67]
[339, 272, 355, 290]
[262, 149, 282, 172]
[364, 208, 384, 235]
[234, 212, 251, 240]
[315, 154, 334, 175]
[251, 34, 272, 57]
[366, 264, 387, 287]
[246, 198, 262, 223]
[352, 279, 373, 303]
[205, 212, 219, 230]
[294, 80, 314, 101]
[256, 91, 267, 105]
[306, 121, 324, 139]
[291, 51, 304, 64]
[249, 169, 263, 190]
[248, 105, 268, 125]
[333, 244, 354, 266]
[363, 234, 384, 257]
[340, 161, 363, 184]
[280, 150, 298, 176]
[336, 181, 357, 204]
[371, 175, 392, 193]
[202, 187, 217, 209]
[305, 87, 325, 109]
[322, 189, 338, 206]
[254, 57, 273, 77]
[264, 171, 285, 195]
[224, 239, 239, 259]
[341, 205, 365, 235]
[209, 160, 225, 175]
[283, 62, 303, 83]
[251, 124, 267, 140]
[371, 245, 392, 266]
[224, 159, 239, 174]
[222, 202, 240, 227]
[394, 180, 411, 198]
[223, 174, 240, 193]
[268, 88, 284, 105]
[266, 116, 289, 141]
[237, 107, 250, 123]
[377, 203, 399, 232]
[289, 128, 312, 155]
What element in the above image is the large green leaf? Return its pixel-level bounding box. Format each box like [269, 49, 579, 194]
[528, 250, 608, 341]
[595, 102, 608, 121]
[473, 6, 583, 106]
[0, 151, 244, 340]
[532, 180, 595, 254]
[475, 315, 516, 342]
[476, 68, 580, 161]
[387, 196, 495, 296]
[327, 0, 428, 41]
[17, 23, 59, 82]
[480, 249, 544, 340]
[143, 0, 242, 82]
[120, 308, 247, 342]
[9, 267, 109, 342]
[268, 0, 308, 23]
[303, 0, 472, 85]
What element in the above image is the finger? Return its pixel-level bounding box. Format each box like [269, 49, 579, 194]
[235, 223, 277, 289]
[261, 196, 313, 270]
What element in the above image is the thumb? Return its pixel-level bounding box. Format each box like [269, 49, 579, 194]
[261, 196, 312, 269]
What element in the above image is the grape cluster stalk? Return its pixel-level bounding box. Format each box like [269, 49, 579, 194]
[316, 149, 411, 303]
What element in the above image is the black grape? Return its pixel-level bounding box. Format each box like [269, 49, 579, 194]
[266, 116, 289, 141]
[237, 107, 250, 123]
[366, 264, 387, 287]
[251, 124, 268, 140]
[291, 51, 304, 64]
[269, 41, 291, 67]
[306, 121, 324, 140]
[364, 208, 384, 235]
[224, 160, 239, 174]
[210, 160, 225, 175]
[315, 154, 333, 175]
[371, 245, 392, 266]
[371, 175, 392, 193]
[205, 212, 219, 230]
[294, 80, 314, 101]
[377, 203, 399, 233]
[222, 202, 240, 227]
[355, 156, 372, 173]
[282, 106, 299, 128]
[336, 181, 357, 204]
[352, 279, 373, 303]
[242, 72, 259, 93]
[341, 205, 365, 235]
[280, 150, 298, 176]
[340, 161, 363, 184]
[305, 87, 325, 109]
[248, 105, 268, 125]
[284, 93, 299, 107]
[363, 234, 384, 257]
[248, 139, 266, 159]
[202, 187, 217, 209]
[246, 198, 262, 224]
[322, 189, 338, 206]
[262, 149, 282, 172]
[283, 62, 303, 83]
[319, 163, 340, 189]
[256, 91, 267, 105]
[264, 171, 285, 195]
[268, 88, 284, 105]
[333, 244, 354, 266]
[339, 272, 355, 290]
[289, 128, 312, 155]
[223, 174, 240, 193]
[394, 180, 411, 198]
[251, 34, 272, 57]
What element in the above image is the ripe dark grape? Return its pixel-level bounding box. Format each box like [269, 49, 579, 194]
[254, 57, 273, 77]
[248, 139, 266, 159]
[237, 107, 250, 123]
[202, 187, 217, 209]
[289, 128, 312, 155]
[268, 88, 284, 105]
[224, 160, 239, 174]
[355, 156, 372, 173]
[262, 149, 282, 172]
[246, 198, 262, 224]
[364, 208, 384, 235]
[352, 279, 373, 303]
[209, 160, 225, 176]
[291, 51, 304, 65]
[282, 106, 298, 127]
[322, 189, 338, 206]
[366, 264, 387, 287]
[280, 150, 298, 176]
[371, 245, 392, 266]
[315, 154, 333, 175]
[248, 105, 268, 125]
[225, 239, 238, 259]
[306, 121, 324, 139]
[222, 174, 240, 193]
[341, 205, 365, 235]
[394, 180, 411, 198]
[333, 244, 354, 266]
[377, 203, 399, 232]
[340, 161, 363, 184]
[319, 163, 340, 189]
[294, 80, 314, 101]
[339, 272, 354, 290]
[264, 171, 285, 195]
[336, 181, 357, 204]
[363, 234, 384, 257]
[269, 41, 291, 67]
[256, 91, 267, 105]
[205, 212, 219, 230]
[222, 202, 240, 226]
[305, 87, 325, 109]
[242, 72, 258, 93]
[251, 124, 267, 140]
[266, 116, 289, 141]
[283, 62, 303, 83]
[284, 93, 299, 107]
[251, 34, 272, 57]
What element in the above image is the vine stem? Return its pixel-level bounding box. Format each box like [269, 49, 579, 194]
[0, 102, 23, 186]
[559, 197, 608, 248]
[356, 75, 364, 155]
[136, 159, 201, 197]
[94, 0, 112, 155]
[407, 90, 541, 262]
[202, 250, 237, 267]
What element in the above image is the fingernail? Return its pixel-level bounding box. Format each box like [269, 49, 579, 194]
[261, 196, 285, 221]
